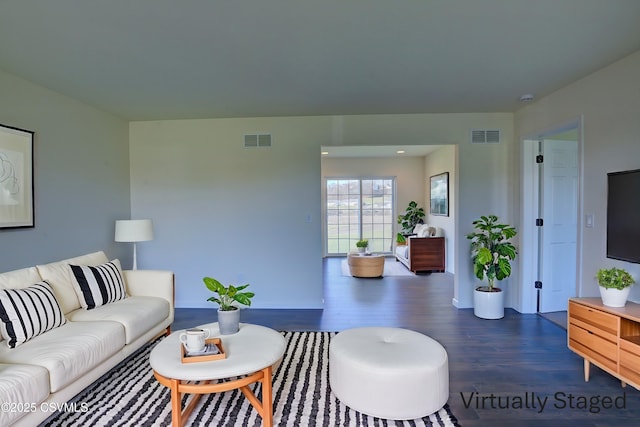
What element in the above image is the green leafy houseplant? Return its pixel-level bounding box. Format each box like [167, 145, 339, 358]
[396, 233, 407, 245]
[466, 215, 518, 292]
[356, 239, 369, 248]
[397, 201, 425, 235]
[203, 277, 255, 311]
[597, 268, 635, 290]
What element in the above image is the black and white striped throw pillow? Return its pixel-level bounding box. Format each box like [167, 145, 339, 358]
[69, 260, 127, 310]
[0, 281, 66, 348]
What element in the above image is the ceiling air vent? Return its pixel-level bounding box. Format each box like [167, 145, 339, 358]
[471, 129, 501, 144]
[244, 133, 272, 148]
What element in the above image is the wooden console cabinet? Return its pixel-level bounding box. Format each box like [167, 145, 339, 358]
[568, 298, 640, 390]
[396, 236, 445, 273]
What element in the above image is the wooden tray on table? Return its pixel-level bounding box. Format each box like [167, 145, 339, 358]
[181, 338, 226, 363]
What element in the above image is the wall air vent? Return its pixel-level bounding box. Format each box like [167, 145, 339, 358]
[470, 129, 501, 144]
[244, 133, 272, 148]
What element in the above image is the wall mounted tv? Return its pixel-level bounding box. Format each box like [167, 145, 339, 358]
[607, 168, 640, 264]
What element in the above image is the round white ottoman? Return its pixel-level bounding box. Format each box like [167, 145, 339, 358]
[329, 327, 448, 420]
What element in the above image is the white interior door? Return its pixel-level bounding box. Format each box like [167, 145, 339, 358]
[539, 139, 578, 313]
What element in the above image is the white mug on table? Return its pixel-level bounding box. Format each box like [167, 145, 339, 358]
[179, 328, 210, 352]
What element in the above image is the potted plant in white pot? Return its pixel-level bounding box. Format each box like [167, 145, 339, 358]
[466, 215, 518, 319]
[356, 239, 369, 254]
[596, 267, 635, 307]
[203, 277, 254, 334]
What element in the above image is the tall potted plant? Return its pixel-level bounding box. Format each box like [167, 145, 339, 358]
[203, 277, 254, 334]
[466, 215, 517, 319]
[397, 201, 425, 235]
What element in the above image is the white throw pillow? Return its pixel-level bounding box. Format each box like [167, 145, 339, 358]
[0, 281, 66, 348]
[69, 259, 127, 310]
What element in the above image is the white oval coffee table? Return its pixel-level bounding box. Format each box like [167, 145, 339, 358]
[150, 323, 285, 427]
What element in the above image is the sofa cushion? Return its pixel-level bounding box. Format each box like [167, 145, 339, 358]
[0, 266, 42, 290]
[37, 251, 109, 314]
[0, 266, 43, 344]
[0, 363, 50, 426]
[417, 226, 436, 237]
[67, 296, 170, 344]
[413, 224, 426, 236]
[0, 320, 125, 392]
[69, 259, 126, 310]
[0, 281, 66, 348]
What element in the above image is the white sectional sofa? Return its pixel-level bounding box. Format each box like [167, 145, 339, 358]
[0, 251, 174, 427]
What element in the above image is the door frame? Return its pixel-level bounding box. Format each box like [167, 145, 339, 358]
[518, 117, 585, 313]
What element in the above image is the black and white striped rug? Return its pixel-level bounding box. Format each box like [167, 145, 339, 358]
[41, 331, 460, 426]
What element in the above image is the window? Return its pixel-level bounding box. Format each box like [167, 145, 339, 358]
[325, 178, 395, 255]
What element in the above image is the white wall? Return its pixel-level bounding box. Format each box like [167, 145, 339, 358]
[515, 49, 640, 302]
[0, 69, 130, 272]
[130, 113, 514, 310]
[129, 117, 327, 309]
[424, 145, 456, 273]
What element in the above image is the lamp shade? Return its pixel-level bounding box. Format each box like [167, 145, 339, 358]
[115, 219, 154, 242]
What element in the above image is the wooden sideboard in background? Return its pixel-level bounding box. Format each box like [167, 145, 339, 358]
[396, 236, 445, 273]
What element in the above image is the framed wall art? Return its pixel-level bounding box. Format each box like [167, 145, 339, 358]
[430, 172, 449, 216]
[0, 123, 34, 229]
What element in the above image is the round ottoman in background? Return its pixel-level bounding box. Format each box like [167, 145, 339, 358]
[347, 253, 385, 277]
[329, 327, 449, 420]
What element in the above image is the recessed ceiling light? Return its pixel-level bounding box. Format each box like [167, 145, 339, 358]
[321, 151, 329, 155]
[396, 150, 405, 154]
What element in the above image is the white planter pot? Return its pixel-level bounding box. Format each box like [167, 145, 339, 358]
[217, 308, 240, 335]
[599, 286, 631, 308]
[473, 287, 504, 319]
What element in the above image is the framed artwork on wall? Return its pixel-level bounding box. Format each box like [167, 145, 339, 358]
[0, 123, 35, 229]
[430, 172, 449, 216]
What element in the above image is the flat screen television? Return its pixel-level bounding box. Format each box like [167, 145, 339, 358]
[607, 168, 640, 264]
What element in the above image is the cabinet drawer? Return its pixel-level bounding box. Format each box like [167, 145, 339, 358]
[620, 339, 640, 380]
[570, 317, 617, 342]
[620, 350, 640, 388]
[569, 324, 617, 372]
[569, 301, 619, 335]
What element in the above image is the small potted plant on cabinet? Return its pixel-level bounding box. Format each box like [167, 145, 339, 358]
[467, 215, 518, 319]
[203, 277, 254, 334]
[597, 267, 635, 307]
[356, 239, 369, 254]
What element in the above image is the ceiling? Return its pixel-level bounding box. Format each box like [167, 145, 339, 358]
[321, 145, 441, 158]
[1, 1, 639, 121]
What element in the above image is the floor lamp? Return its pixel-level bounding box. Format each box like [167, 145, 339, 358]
[115, 219, 154, 270]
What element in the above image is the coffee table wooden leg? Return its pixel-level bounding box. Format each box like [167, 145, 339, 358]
[169, 378, 181, 427]
[261, 365, 274, 427]
[157, 368, 274, 427]
[239, 366, 274, 427]
[157, 373, 205, 427]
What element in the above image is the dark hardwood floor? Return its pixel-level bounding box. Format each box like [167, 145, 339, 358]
[174, 257, 640, 427]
